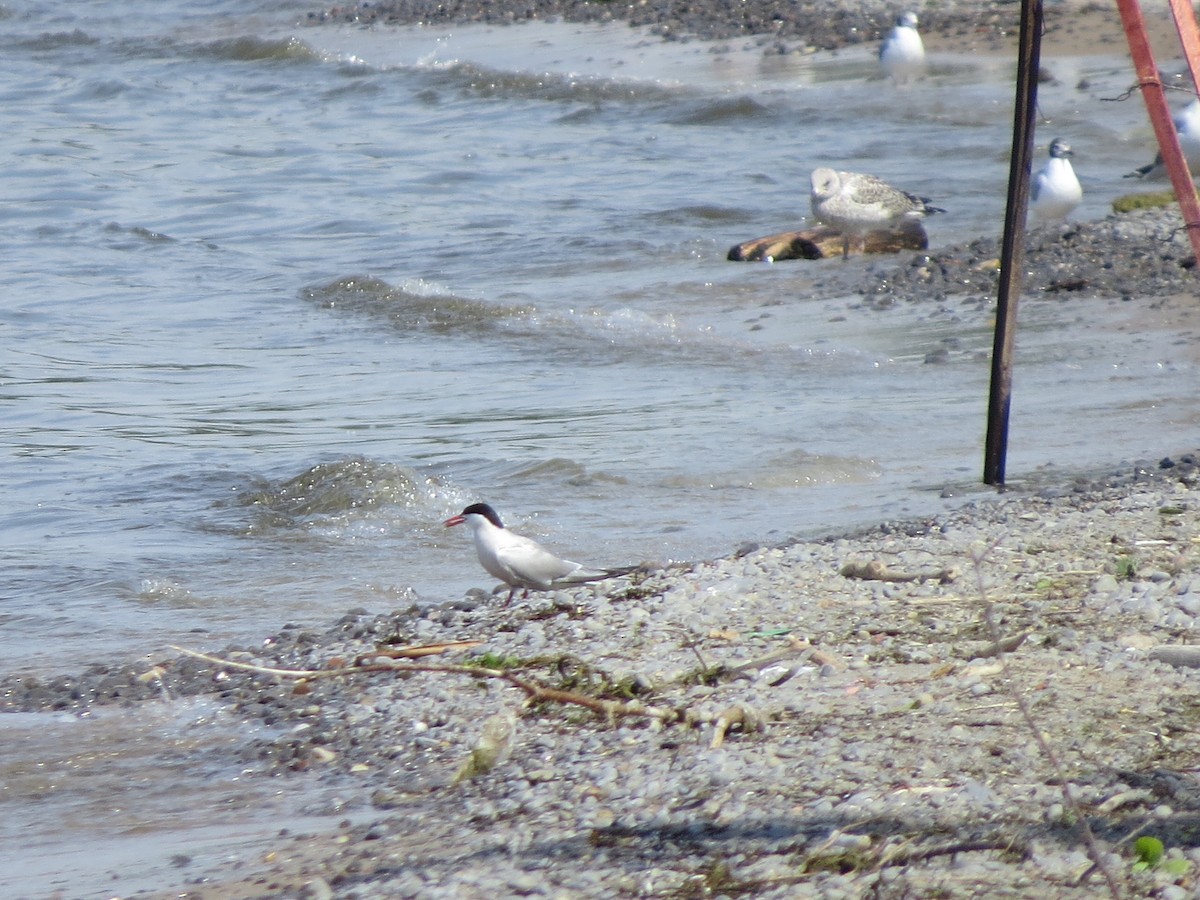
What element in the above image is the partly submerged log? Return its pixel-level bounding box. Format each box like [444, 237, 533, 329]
[727, 219, 929, 261]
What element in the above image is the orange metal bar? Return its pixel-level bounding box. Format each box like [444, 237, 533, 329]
[1116, 0, 1200, 261]
[1168, 0, 1200, 93]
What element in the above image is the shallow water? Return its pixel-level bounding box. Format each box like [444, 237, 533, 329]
[1, 0, 1196, 893]
[0, 696, 371, 896]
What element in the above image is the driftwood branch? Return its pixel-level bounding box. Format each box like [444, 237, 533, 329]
[171, 646, 680, 723]
[728, 220, 928, 262]
[840, 559, 958, 584]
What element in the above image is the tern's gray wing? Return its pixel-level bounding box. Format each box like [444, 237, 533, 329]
[495, 536, 581, 590]
[550, 564, 636, 588]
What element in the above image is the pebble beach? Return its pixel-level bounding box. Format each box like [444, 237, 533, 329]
[8, 1, 1200, 897]
[10, 451, 1200, 899]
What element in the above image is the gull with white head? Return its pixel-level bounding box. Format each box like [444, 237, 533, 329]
[810, 167, 943, 258]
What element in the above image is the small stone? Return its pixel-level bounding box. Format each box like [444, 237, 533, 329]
[1118, 633, 1157, 651]
[299, 877, 334, 900]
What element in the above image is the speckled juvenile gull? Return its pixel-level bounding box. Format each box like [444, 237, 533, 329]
[810, 167, 943, 258]
[1030, 137, 1082, 222]
[1125, 98, 1200, 179]
[879, 11, 925, 84]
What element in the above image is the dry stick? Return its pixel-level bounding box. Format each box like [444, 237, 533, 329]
[967, 549, 1122, 900]
[493, 670, 677, 722]
[839, 559, 957, 584]
[171, 647, 328, 679]
[365, 640, 484, 659]
[721, 639, 841, 676]
[1074, 816, 1156, 887]
[677, 630, 715, 676]
[724, 836, 1025, 894]
[879, 837, 1029, 868]
[171, 646, 679, 723]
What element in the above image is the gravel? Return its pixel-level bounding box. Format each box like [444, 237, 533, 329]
[853, 207, 1198, 305]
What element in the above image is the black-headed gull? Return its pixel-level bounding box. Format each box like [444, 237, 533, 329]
[444, 502, 633, 603]
[810, 167, 944, 258]
[1030, 138, 1083, 222]
[879, 12, 926, 84]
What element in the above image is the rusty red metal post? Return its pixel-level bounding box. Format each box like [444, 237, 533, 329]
[1117, 0, 1200, 259]
[1168, 0, 1200, 100]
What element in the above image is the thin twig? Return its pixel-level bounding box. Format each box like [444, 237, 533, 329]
[172, 646, 328, 678]
[1075, 816, 1155, 886]
[722, 638, 833, 675]
[879, 837, 1028, 868]
[708, 835, 1027, 894]
[969, 546, 1123, 900]
[362, 640, 484, 660]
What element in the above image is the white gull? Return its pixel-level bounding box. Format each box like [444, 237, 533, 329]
[810, 167, 943, 258]
[1030, 137, 1082, 222]
[879, 12, 926, 84]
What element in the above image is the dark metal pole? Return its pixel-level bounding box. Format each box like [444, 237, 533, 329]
[983, 0, 1043, 487]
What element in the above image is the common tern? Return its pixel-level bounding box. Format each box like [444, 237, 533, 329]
[879, 11, 926, 84]
[444, 502, 633, 604]
[810, 167, 944, 258]
[1030, 138, 1082, 222]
